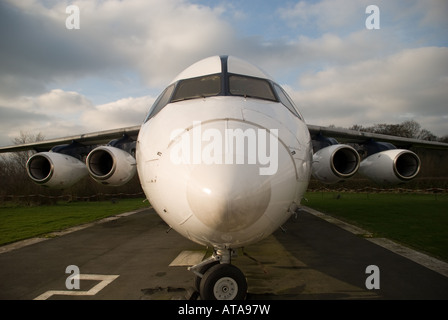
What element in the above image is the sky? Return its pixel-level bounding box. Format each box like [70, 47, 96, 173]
[0, 0, 447, 147]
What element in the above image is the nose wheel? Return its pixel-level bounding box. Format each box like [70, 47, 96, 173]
[199, 263, 247, 300]
[190, 249, 247, 300]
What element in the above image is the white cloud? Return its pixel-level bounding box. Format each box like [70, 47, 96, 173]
[0, 89, 155, 146]
[0, 0, 233, 96]
[288, 47, 448, 136]
[33, 89, 93, 114]
[81, 95, 155, 130]
[0, 0, 447, 148]
[0, 0, 234, 145]
[0, 89, 94, 145]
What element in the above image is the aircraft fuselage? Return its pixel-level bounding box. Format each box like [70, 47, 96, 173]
[136, 56, 313, 249]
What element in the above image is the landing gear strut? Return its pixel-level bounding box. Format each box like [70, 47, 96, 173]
[189, 249, 247, 300]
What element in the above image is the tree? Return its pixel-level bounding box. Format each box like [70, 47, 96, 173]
[350, 120, 440, 140]
[400, 120, 421, 138]
[0, 132, 45, 198]
[418, 129, 438, 141]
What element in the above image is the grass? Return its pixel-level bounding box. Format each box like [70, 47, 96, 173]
[1, 193, 447, 263]
[303, 192, 448, 262]
[0, 198, 148, 246]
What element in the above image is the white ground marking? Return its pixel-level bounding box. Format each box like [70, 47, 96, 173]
[169, 250, 206, 266]
[34, 274, 119, 300]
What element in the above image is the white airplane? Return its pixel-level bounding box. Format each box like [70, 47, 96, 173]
[1, 55, 447, 300]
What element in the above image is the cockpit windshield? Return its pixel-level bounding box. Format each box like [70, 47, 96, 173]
[170, 74, 277, 103]
[171, 74, 221, 102]
[228, 75, 276, 101]
[145, 71, 302, 121]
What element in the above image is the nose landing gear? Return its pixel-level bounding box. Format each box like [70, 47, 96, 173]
[189, 248, 247, 300]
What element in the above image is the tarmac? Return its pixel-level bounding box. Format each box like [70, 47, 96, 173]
[0, 206, 447, 300]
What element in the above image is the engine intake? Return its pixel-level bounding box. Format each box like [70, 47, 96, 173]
[312, 144, 360, 184]
[26, 152, 88, 188]
[86, 146, 136, 186]
[359, 149, 420, 184]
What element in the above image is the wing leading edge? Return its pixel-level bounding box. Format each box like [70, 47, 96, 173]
[0, 125, 141, 153]
[307, 125, 448, 149]
[1, 124, 446, 154]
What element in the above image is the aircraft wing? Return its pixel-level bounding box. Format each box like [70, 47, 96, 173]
[307, 125, 448, 149]
[0, 125, 141, 153]
[0, 123, 447, 154]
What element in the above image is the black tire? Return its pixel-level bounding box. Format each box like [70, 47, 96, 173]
[194, 261, 219, 291]
[199, 264, 247, 300]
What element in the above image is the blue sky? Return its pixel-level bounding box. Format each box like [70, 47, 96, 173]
[0, 0, 447, 146]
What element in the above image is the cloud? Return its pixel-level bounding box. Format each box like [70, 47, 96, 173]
[81, 95, 155, 130]
[0, 89, 95, 145]
[278, 0, 363, 33]
[0, 89, 93, 118]
[0, 0, 233, 97]
[0, 0, 235, 146]
[287, 47, 448, 136]
[277, 0, 448, 52]
[2, 0, 443, 95]
[32, 89, 94, 114]
[0, 1, 124, 97]
[0, 0, 447, 148]
[0, 88, 156, 146]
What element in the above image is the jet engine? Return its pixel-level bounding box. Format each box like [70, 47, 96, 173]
[86, 146, 136, 186]
[359, 149, 420, 185]
[312, 144, 360, 184]
[26, 152, 88, 188]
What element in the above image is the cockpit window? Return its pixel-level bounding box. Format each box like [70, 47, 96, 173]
[229, 75, 277, 101]
[171, 74, 221, 102]
[144, 70, 303, 123]
[273, 83, 302, 119]
[144, 84, 175, 122]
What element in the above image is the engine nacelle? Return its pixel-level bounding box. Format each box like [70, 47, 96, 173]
[86, 146, 136, 186]
[312, 144, 360, 184]
[359, 149, 420, 185]
[26, 152, 88, 188]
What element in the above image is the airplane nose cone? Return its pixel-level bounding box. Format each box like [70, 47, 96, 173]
[186, 164, 271, 232]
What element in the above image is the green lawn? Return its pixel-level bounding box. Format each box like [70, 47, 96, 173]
[0, 199, 148, 246]
[1, 193, 447, 263]
[303, 192, 448, 262]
